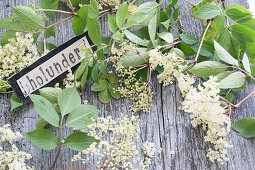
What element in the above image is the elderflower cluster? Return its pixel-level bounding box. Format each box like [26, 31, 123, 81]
[0, 32, 38, 91]
[149, 48, 186, 86]
[181, 76, 232, 163]
[110, 42, 153, 112]
[73, 114, 159, 169]
[73, 114, 141, 169]
[0, 124, 33, 170]
[142, 142, 158, 170]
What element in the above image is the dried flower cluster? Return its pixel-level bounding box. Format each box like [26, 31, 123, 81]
[181, 76, 232, 163]
[0, 124, 33, 170]
[72, 114, 158, 169]
[0, 32, 38, 91]
[149, 48, 186, 86]
[110, 42, 153, 112]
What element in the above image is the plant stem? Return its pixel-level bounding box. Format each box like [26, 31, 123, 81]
[34, 15, 74, 35]
[50, 117, 64, 170]
[170, 6, 193, 27]
[194, 20, 212, 62]
[37, 9, 73, 15]
[235, 90, 255, 107]
[184, 0, 195, 6]
[100, 0, 112, 11]
[68, 0, 75, 14]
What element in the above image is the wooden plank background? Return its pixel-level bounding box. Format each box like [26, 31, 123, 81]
[1, 0, 255, 169]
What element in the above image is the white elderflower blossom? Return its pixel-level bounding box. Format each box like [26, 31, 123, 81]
[0, 124, 34, 170]
[0, 124, 22, 143]
[149, 48, 186, 86]
[73, 114, 147, 169]
[181, 76, 232, 164]
[0, 32, 38, 81]
[110, 42, 153, 112]
[142, 141, 159, 170]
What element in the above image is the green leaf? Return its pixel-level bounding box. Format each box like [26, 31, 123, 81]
[112, 31, 122, 41]
[10, 93, 23, 111]
[173, 48, 185, 59]
[88, 0, 99, 18]
[216, 71, 234, 82]
[108, 15, 118, 32]
[12, 6, 45, 30]
[1, 30, 16, 46]
[148, 13, 157, 44]
[36, 117, 49, 129]
[63, 0, 89, 5]
[0, 18, 32, 32]
[30, 94, 59, 127]
[173, 6, 180, 21]
[232, 117, 255, 138]
[64, 132, 99, 151]
[191, 41, 214, 56]
[65, 104, 99, 128]
[229, 24, 255, 42]
[190, 61, 228, 77]
[218, 71, 245, 89]
[178, 43, 196, 57]
[26, 129, 58, 150]
[179, 34, 197, 45]
[44, 26, 55, 38]
[168, 0, 178, 8]
[194, 4, 220, 19]
[0, 80, 11, 92]
[73, 6, 89, 36]
[74, 60, 87, 80]
[99, 88, 112, 103]
[91, 64, 99, 83]
[91, 80, 107, 92]
[39, 87, 62, 103]
[81, 65, 89, 90]
[124, 2, 158, 28]
[100, 61, 107, 75]
[97, 48, 104, 60]
[225, 4, 252, 22]
[224, 93, 234, 103]
[39, 0, 59, 20]
[237, 17, 255, 32]
[158, 32, 173, 44]
[216, 29, 231, 51]
[120, 48, 149, 67]
[58, 88, 81, 116]
[242, 53, 251, 74]
[106, 74, 119, 83]
[214, 40, 238, 66]
[108, 83, 120, 99]
[214, 15, 225, 33]
[88, 18, 101, 45]
[124, 30, 149, 46]
[116, 2, 128, 28]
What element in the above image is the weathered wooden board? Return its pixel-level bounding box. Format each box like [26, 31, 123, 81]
[0, 0, 255, 169]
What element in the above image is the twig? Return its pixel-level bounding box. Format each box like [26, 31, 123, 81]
[37, 9, 73, 15]
[34, 15, 74, 35]
[68, 0, 75, 14]
[184, 0, 195, 7]
[129, 0, 138, 6]
[100, 0, 112, 11]
[194, 20, 212, 62]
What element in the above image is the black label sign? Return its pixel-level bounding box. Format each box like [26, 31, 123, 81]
[9, 32, 95, 103]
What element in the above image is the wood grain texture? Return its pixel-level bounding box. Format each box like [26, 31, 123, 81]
[0, 0, 255, 169]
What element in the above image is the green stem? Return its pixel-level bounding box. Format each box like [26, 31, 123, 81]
[34, 15, 74, 35]
[194, 20, 212, 62]
[50, 117, 64, 170]
[37, 9, 73, 15]
[170, 6, 193, 27]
